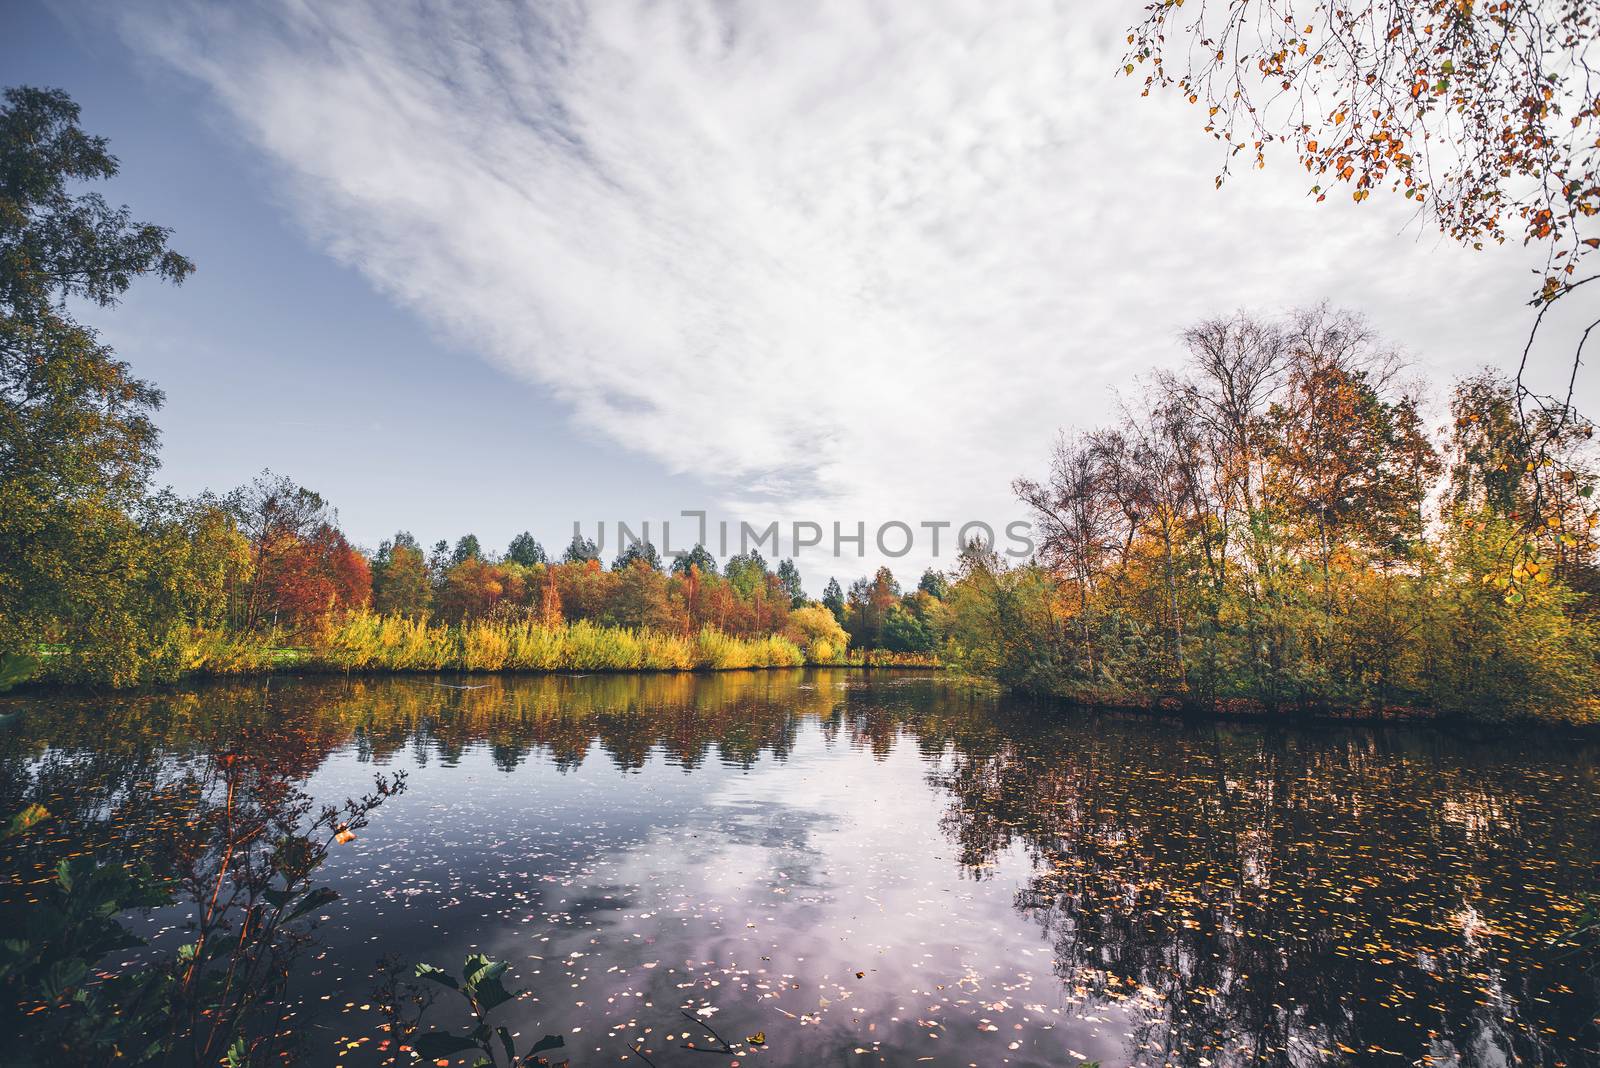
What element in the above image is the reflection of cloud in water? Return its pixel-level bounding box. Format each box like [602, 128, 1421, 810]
[3, 671, 1596, 1066]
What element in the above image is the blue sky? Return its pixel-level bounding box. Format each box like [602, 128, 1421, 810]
[5, 3, 710, 570]
[7, 1, 1593, 591]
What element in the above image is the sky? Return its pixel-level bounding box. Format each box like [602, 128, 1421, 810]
[6, 0, 1595, 591]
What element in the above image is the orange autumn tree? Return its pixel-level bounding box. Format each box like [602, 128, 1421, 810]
[255, 523, 370, 631]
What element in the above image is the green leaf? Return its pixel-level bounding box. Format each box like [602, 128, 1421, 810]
[284, 886, 339, 921]
[0, 652, 38, 694]
[527, 1034, 565, 1055]
[416, 963, 460, 990]
[497, 1026, 516, 1064]
[463, 955, 516, 1011]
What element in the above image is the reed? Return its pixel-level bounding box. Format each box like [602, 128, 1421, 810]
[307, 612, 806, 674]
[180, 627, 282, 677]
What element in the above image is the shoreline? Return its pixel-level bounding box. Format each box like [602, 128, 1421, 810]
[1018, 689, 1600, 733]
[8, 665, 1595, 732]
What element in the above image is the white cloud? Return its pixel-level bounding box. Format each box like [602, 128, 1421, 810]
[109, 0, 1582, 574]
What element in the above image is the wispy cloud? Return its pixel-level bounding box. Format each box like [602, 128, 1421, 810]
[109, 0, 1558, 566]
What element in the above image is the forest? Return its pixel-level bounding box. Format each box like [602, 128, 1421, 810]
[3, 84, 1598, 723]
[938, 308, 1600, 724]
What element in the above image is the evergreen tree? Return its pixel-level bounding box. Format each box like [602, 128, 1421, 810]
[776, 558, 805, 607]
[506, 531, 546, 566]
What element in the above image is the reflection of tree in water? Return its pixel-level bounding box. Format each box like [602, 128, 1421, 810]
[3, 674, 1596, 1065]
[930, 712, 1600, 1067]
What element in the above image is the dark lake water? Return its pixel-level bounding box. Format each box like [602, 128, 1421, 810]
[2, 670, 1597, 1067]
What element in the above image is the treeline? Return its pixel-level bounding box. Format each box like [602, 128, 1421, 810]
[941, 307, 1600, 724]
[0, 87, 945, 688]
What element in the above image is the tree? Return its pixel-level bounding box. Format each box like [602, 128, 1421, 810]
[506, 531, 546, 566]
[606, 563, 675, 630]
[775, 558, 805, 607]
[882, 602, 936, 654]
[1126, 2, 1598, 298]
[671, 543, 717, 577]
[1, 87, 194, 317]
[435, 557, 521, 623]
[450, 534, 482, 567]
[256, 523, 370, 628]
[917, 568, 949, 600]
[373, 531, 432, 616]
[783, 604, 850, 663]
[226, 472, 332, 629]
[611, 540, 663, 572]
[821, 577, 846, 624]
[561, 533, 599, 565]
[1124, 1, 1599, 499]
[724, 551, 769, 599]
[0, 86, 200, 682]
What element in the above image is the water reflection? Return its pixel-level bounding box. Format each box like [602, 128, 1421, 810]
[1, 671, 1595, 1066]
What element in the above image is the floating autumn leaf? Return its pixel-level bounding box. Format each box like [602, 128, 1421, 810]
[745, 1032, 766, 1046]
[5, 803, 49, 838]
[334, 826, 357, 844]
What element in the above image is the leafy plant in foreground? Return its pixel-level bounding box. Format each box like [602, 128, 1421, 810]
[413, 953, 564, 1066]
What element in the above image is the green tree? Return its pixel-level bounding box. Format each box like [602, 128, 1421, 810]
[0, 86, 205, 684]
[506, 531, 546, 566]
[372, 531, 432, 616]
[724, 551, 769, 599]
[821, 577, 845, 624]
[561, 533, 599, 565]
[775, 558, 805, 607]
[450, 534, 482, 567]
[917, 567, 949, 599]
[612, 539, 663, 572]
[671, 543, 717, 577]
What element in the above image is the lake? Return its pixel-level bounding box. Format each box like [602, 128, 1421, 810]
[2, 670, 1596, 1067]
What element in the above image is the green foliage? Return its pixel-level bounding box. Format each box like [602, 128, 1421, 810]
[882, 602, 937, 653]
[414, 953, 564, 1067]
[821, 576, 846, 624]
[671, 543, 717, 576]
[775, 557, 805, 607]
[505, 531, 547, 566]
[561, 533, 599, 564]
[0, 650, 38, 691]
[611, 539, 663, 571]
[723, 550, 769, 598]
[451, 533, 483, 567]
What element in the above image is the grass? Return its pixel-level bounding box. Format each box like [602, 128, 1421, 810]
[293, 613, 806, 674]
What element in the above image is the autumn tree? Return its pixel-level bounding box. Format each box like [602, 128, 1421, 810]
[372, 531, 432, 616]
[1125, 0, 1599, 512]
[227, 472, 333, 629]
